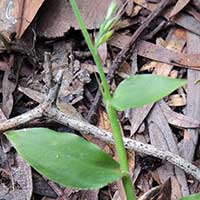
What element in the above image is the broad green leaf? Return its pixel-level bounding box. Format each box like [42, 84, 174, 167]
[181, 193, 200, 200]
[111, 74, 187, 111]
[6, 128, 122, 189]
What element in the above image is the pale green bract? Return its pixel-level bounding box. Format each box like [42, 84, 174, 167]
[6, 128, 122, 189]
[95, 1, 119, 47]
[111, 74, 187, 111]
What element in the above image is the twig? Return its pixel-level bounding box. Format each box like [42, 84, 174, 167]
[46, 107, 200, 181]
[43, 52, 53, 90]
[0, 103, 47, 131]
[1, 104, 200, 181]
[86, 90, 102, 123]
[143, 20, 166, 40]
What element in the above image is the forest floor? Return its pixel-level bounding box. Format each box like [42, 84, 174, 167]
[0, 0, 200, 199]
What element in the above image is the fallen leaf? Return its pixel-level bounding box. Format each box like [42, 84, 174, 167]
[181, 32, 200, 162]
[16, 0, 45, 38]
[0, 0, 45, 39]
[172, 12, 200, 37]
[134, 0, 200, 36]
[109, 34, 200, 69]
[32, 173, 58, 198]
[157, 179, 172, 200]
[0, 60, 10, 71]
[63, 189, 99, 200]
[0, 152, 32, 200]
[169, 0, 190, 18]
[36, 0, 120, 38]
[98, 42, 108, 65]
[2, 55, 22, 118]
[159, 101, 200, 128]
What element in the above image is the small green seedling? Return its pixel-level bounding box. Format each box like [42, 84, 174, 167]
[6, 1, 187, 200]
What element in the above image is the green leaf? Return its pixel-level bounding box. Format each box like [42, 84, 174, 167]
[181, 193, 200, 200]
[6, 128, 122, 189]
[111, 74, 187, 111]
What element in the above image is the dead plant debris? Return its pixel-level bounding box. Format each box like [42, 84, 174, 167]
[0, 0, 200, 199]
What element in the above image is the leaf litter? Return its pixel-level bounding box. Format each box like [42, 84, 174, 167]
[0, 0, 200, 199]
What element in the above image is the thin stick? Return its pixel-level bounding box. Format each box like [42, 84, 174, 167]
[0, 103, 47, 131]
[1, 105, 200, 181]
[46, 107, 200, 182]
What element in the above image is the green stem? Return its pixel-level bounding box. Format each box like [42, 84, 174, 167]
[69, 1, 136, 199]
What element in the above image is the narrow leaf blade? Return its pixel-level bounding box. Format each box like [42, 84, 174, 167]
[111, 74, 187, 111]
[181, 193, 200, 200]
[6, 128, 122, 189]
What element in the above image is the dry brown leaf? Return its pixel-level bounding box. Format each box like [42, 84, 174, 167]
[62, 188, 99, 200]
[187, 5, 200, 22]
[153, 28, 186, 75]
[180, 32, 200, 162]
[0, 0, 45, 39]
[169, 0, 190, 18]
[172, 12, 200, 36]
[98, 42, 108, 65]
[159, 101, 200, 129]
[37, 0, 120, 38]
[133, 0, 157, 11]
[192, 0, 200, 9]
[147, 104, 189, 197]
[109, 34, 200, 69]
[134, 0, 200, 36]
[0, 152, 32, 200]
[16, 0, 45, 38]
[170, 176, 182, 200]
[138, 186, 160, 200]
[157, 179, 172, 200]
[18, 86, 45, 103]
[0, 58, 10, 71]
[125, 1, 142, 17]
[98, 109, 112, 132]
[32, 173, 58, 198]
[2, 55, 22, 118]
[125, 0, 135, 16]
[129, 104, 153, 135]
